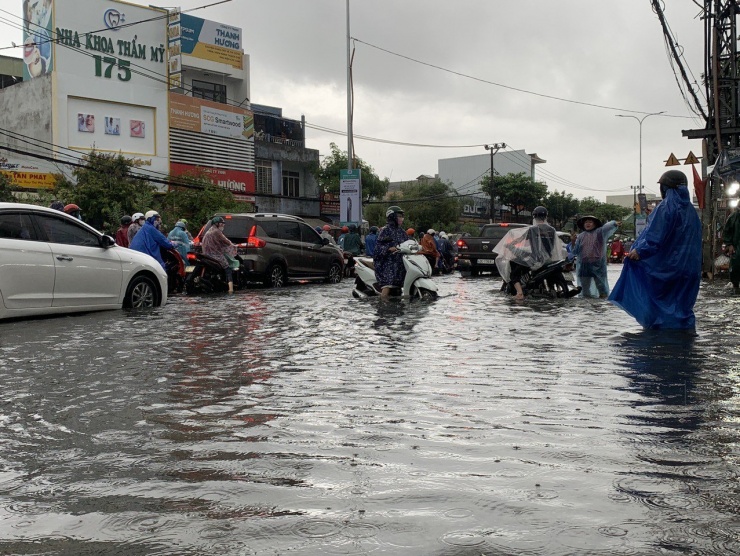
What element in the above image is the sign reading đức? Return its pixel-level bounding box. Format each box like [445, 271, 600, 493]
[180, 14, 243, 69]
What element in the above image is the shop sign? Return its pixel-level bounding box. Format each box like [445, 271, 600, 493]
[169, 94, 253, 140]
[1, 170, 55, 190]
[171, 162, 255, 195]
[180, 14, 243, 69]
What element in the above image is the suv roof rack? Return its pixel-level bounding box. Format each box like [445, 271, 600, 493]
[252, 213, 306, 222]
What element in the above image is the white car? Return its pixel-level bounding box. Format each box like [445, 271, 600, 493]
[0, 203, 168, 320]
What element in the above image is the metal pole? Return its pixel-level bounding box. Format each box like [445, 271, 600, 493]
[639, 121, 643, 195]
[616, 111, 665, 195]
[346, 0, 353, 171]
[489, 148, 494, 223]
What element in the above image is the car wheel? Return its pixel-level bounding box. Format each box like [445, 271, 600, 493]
[124, 275, 158, 308]
[325, 262, 343, 283]
[265, 263, 286, 288]
[184, 273, 198, 295]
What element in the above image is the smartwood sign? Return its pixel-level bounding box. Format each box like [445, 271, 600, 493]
[169, 94, 253, 140]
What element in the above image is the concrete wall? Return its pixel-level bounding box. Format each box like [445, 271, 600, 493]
[0, 75, 54, 172]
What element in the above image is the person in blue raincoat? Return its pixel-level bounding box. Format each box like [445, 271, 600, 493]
[572, 215, 620, 298]
[608, 170, 702, 329]
[168, 221, 192, 260]
[374, 206, 409, 299]
[364, 226, 378, 256]
[130, 211, 175, 270]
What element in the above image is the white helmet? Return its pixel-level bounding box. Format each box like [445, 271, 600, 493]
[427, 229, 436, 235]
[145, 210, 159, 219]
[132, 212, 145, 221]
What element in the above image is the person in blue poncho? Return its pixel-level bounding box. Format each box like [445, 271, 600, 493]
[608, 170, 702, 329]
[130, 211, 175, 270]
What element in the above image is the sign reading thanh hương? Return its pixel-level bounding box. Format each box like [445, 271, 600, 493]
[180, 14, 243, 69]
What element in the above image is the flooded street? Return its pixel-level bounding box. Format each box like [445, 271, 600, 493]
[0, 266, 738, 555]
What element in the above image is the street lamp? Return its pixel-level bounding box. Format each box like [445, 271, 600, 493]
[484, 143, 506, 223]
[615, 111, 665, 194]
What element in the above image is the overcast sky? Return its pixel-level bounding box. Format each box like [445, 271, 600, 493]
[0, 0, 709, 201]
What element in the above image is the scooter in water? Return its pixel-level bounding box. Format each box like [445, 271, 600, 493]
[161, 247, 186, 295]
[501, 259, 582, 299]
[184, 251, 247, 294]
[352, 240, 438, 299]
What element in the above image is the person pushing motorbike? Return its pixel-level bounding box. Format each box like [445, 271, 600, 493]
[494, 206, 562, 300]
[373, 206, 409, 299]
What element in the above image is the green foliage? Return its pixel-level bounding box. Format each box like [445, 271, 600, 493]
[543, 190, 580, 229]
[314, 143, 389, 200]
[363, 203, 386, 228]
[156, 171, 244, 230]
[398, 178, 459, 232]
[576, 196, 631, 225]
[481, 172, 548, 216]
[0, 171, 16, 202]
[52, 151, 156, 234]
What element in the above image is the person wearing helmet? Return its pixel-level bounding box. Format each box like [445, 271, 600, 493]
[144, 210, 163, 230]
[438, 231, 455, 272]
[202, 216, 237, 293]
[115, 215, 133, 248]
[63, 203, 82, 221]
[320, 224, 337, 245]
[723, 199, 740, 291]
[50, 201, 65, 212]
[128, 212, 145, 244]
[572, 215, 621, 298]
[168, 220, 192, 260]
[364, 226, 379, 256]
[420, 228, 441, 274]
[493, 205, 562, 300]
[129, 210, 175, 270]
[338, 225, 350, 250]
[374, 206, 409, 298]
[609, 170, 702, 329]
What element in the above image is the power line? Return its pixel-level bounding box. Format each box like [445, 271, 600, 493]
[351, 37, 693, 119]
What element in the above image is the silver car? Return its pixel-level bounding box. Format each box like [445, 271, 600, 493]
[0, 203, 168, 320]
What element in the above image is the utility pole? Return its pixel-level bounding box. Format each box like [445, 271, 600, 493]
[484, 143, 506, 223]
[346, 0, 353, 172]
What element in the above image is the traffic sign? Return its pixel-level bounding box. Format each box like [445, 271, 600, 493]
[665, 153, 681, 166]
[684, 151, 700, 165]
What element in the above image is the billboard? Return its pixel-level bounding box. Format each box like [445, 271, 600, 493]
[170, 162, 255, 198]
[169, 94, 253, 139]
[180, 14, 243, 69]
[1, 159, 55, 190]
[22, 0, 54, 80]
[340, 169, 361, 226]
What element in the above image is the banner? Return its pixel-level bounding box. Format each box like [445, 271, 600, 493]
[169, 94, 253, 140]
[180, 14, 243, 69]
[171, 162, 255, 195]
[22, 0, 54, 80]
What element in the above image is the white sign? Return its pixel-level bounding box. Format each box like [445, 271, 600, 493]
[202, 105, 245, 138]
[340, 169, 361, 226]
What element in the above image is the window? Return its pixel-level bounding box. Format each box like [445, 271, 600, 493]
[0, 213, 36, 241]
[256, 162, 272, 195]
[299, 223, 322, 245]
[282, 171, 299, 198]
[192, 79, 226, 104]
[35, 215, 100, 247]
[277, 221, 301, 242]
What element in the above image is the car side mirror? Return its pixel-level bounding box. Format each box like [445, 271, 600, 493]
[322, 237, 330, 245]
[101, 234, 116, 248]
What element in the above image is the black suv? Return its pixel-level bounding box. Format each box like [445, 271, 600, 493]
[195, 213, 344, 287]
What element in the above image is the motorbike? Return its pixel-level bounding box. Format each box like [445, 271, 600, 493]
[352, 240, 438, 299]
[161, 247, 186, 295]
[184, 251, 248, 294]
[609, 246, 625, 264]
[501, 259, 582, 299]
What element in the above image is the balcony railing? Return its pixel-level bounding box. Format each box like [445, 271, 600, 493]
[254, 131, 303, 148]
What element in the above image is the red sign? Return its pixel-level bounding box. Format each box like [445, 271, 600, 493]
[320, 193, 340, 215]
[170, 162, 255, 195]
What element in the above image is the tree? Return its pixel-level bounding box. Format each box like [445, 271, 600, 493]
[398, 178, 459, 232]
[481, 172, 548, 218]
[0, 171, 16, 202]
[543, 190, 580, 229]
[156, 171, 244, 230]
[53, 151, 156, 233]
[577, 196, 631, 225]
[314, 143, 389, 200]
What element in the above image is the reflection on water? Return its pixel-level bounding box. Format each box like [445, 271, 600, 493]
[0, 270, 737, 555]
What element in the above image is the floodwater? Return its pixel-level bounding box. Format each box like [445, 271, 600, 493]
[0, 266, 737, 555]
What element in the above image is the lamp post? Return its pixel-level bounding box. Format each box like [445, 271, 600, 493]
[484, 143, 506, 223]
[615, 111, 665, 194]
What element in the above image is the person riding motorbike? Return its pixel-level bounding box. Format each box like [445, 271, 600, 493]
[494, 206, 562, 300]
[128, 212, 145, 244]
[320, 224, 337, 245]
[129, 211, 175, 270]
[364, 226, 379, 256]
[64, 203, 82, 221]
[116, 215, 132, 248]
[202, 216, 238, 294]
[420, 229, 441, 274]
[168, 221, 192, 260]
[342, 224, 362, 256]
[374, 206, 409, 299]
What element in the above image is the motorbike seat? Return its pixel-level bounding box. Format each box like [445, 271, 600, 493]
[195, 253, 224, 266]
[357, 257, 375, 271]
